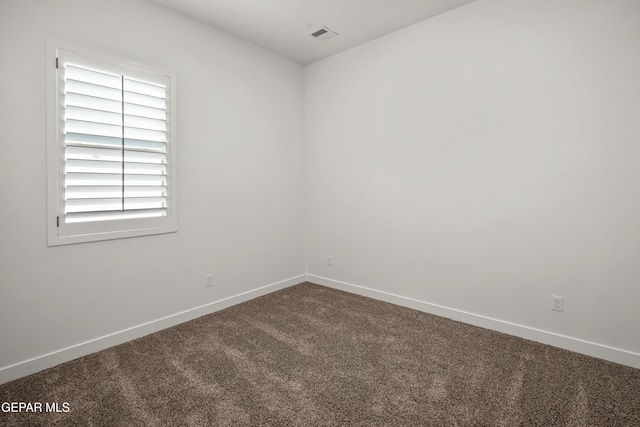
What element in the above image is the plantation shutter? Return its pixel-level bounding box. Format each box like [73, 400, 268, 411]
[62, 61, 169, 224]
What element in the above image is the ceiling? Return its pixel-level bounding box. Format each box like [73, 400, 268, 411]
[149, 0, 476, 65]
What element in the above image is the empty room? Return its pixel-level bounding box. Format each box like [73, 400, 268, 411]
[1, 0, 639, 425]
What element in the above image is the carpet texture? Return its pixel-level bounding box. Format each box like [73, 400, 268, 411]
[1, 282, 639, 426]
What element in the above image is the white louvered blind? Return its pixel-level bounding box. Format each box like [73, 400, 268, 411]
[63, 59, 168, 223]
[48, 47, 177, 245]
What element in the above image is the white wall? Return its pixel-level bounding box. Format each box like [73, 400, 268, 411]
[306, 0, 640, 366]
[0, 0, 305, 382]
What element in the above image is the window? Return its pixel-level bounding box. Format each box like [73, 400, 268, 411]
[47, 45, 177, 246]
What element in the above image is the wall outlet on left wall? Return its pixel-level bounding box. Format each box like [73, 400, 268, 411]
[205, 274, 214, 287]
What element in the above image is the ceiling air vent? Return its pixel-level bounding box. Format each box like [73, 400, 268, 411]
[310, 26, 338, 41]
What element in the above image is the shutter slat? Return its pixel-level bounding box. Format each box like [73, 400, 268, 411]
[65, 172, 122, 186]
[124, 126, 166, 142]
[65, 119, 121, 138]
[66, 132, 121, 149]
[124, 138, 166, 153]
[65, 209, 166, 224]
[125, 197, 167, 210]
[65, 197, 166, 214]
[124, 162, 167, 175]
[66, 159, 122, 174]
[66, 186, 123, 199]
[65, 173, 166, 187]
[124, 78, 166, 98]
[66, 80, 122, 102]
[66, 65, 120, 89]
[124, 91, 165, 109]
[65, 160, 167, 175]
[66, 146, 166, 164]
[66, 186, 166, 199]
[66, 198, 124, 213]
[66, 93, 122, 114]
[123, 150, 166, 165]
[124, 115, 166, 132]
[124, 103, 166, 120]
[65, 133, 166, 153]
[65, 146, 121, 162]
[66, 106, 121, 126]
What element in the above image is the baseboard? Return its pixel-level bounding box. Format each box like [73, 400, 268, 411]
[306, 274, 640, 369]
[0, 275, 305, 385]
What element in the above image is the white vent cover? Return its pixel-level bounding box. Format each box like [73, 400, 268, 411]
[310, 26, 338, 41]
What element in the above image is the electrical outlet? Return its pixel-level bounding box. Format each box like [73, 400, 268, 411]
[205, 274, 214, 288]
[327, 255, 333, 266]
[551, 295, 563, 312]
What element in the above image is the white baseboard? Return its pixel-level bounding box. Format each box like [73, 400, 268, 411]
[306, 274, 640, 369]
[0, 275, 305, 385]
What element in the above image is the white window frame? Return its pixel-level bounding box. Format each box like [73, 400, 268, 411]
[46, 41, 178, 246]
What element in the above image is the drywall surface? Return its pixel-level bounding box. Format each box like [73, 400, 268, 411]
[306, 0, 640, 359]
[0, 0, 305, 377]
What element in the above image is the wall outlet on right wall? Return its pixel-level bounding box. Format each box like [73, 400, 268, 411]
[551, 295, 564, 312]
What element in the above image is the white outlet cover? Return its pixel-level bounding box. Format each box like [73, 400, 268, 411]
[551, 295, 564, 312]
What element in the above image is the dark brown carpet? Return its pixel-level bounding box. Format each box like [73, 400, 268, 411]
[1, 282, 639, 426]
